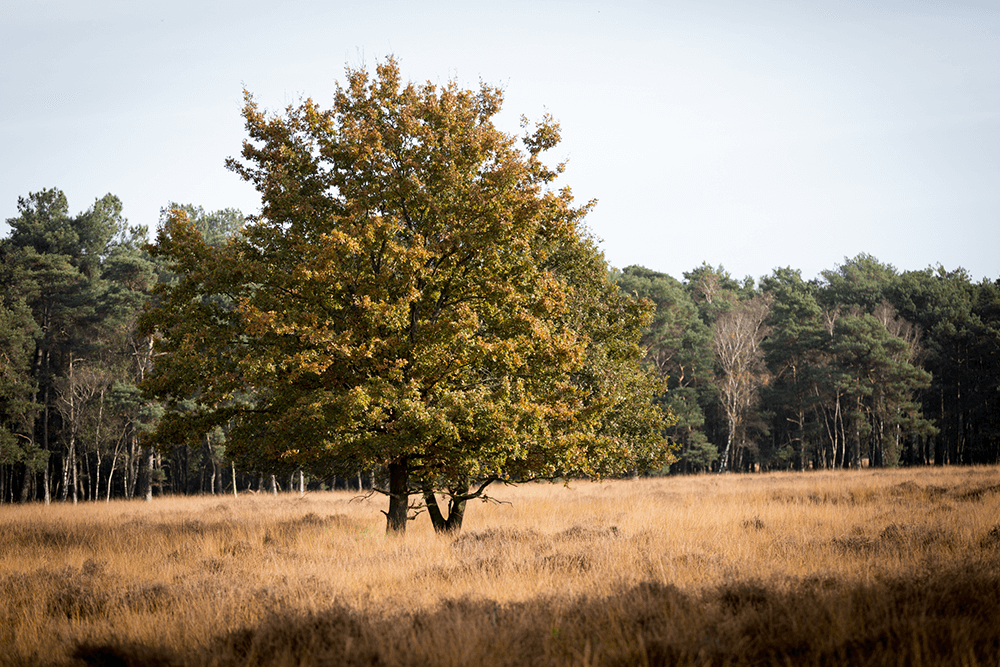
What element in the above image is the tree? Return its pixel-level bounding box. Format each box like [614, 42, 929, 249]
[683, 263, 740, 327]
[145, 204, 244, 497]
[616, 266, 716, 472]
[141, 58, 674, 533]
[828, 306, 934, 468]
[0, 290, 43, 501]
[1, 188, 126, 502]
[91, 222, 160, 500]
[760, 268, 825, 470]
[712, 295, 772, 473]
[819, 253, 898, 312]
[888, 268, 999, 464]
[968, 279, 1000, 462]
[159, 203, 243, 248]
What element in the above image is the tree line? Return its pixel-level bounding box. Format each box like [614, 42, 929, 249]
[617, 258, 1000, 473]
[0, 191, 256, 503]
[4, 188, 996, 507]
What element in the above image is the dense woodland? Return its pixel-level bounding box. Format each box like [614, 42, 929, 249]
[616, 261, 1000, 473]
[1, 188, 998, 503]
[0, 191, 245, 503]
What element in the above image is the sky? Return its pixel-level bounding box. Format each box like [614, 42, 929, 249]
[2, 0, 998, 284]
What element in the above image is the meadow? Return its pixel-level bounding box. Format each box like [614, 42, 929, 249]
[2, 466, 999, 666]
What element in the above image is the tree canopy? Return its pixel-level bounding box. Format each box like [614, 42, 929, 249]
[140, 58, 674, 533]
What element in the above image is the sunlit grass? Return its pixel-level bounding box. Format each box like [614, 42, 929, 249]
[2, 466, 999, 666]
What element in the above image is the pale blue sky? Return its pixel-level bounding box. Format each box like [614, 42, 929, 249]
[2, 0, 997, 283]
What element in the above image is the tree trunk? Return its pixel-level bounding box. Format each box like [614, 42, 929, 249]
[62, 433, 76, 503]
[20, 468, 33, 502]
[106, 449, 119, 502]
[125, 431, 136, 499]
[72, 453, 80, 503]
[42, 355, 52, 505]
[956, 383, 964, 464]
[423, 484, 468, 534]
[719, 415, 735, 473]
[797, 409, 807, 471]
[93, 388, 104, 500]
[386, 459, 409, 534]
[851, 399, 863, 469]
[836, 394, 846, 468]
[142, 447, 153, 501]
[81, 452, 90, 501]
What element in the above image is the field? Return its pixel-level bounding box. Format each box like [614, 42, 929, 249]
[2, 467, 999, 666]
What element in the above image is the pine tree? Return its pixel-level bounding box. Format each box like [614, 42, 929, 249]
[616, 266, 716, 472]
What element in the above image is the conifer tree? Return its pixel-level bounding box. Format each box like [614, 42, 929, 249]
[616, 266, 716, 472]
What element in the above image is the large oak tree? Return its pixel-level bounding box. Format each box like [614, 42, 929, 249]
[140, 59, 673, 533]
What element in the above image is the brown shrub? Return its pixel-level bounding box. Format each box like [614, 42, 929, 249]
[553, 524, 619, 541]
[956, 483, 1000, 501]
[539, 552, 592, 573]
[451, 527, 551, 555]
[980, 526, 1000, 549]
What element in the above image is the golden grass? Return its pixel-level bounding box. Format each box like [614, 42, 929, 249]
[2, 466, 999, 666]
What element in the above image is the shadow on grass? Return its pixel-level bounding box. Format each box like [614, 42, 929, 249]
[65, 565, 1000, 667]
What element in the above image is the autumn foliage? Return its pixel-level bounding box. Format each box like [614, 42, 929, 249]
[140, 58, 672, 533]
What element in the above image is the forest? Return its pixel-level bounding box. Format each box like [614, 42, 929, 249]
[1, 187, 998, 504]
[616, 261, 1000, 473]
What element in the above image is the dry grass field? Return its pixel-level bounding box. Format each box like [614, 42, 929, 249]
[2, 466, 999, 666]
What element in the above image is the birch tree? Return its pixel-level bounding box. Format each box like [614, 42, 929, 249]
[713, 295, 772, 472]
